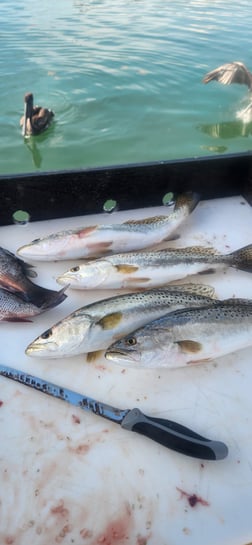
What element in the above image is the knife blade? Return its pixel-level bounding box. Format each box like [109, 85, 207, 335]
[0, 364, 228, 461]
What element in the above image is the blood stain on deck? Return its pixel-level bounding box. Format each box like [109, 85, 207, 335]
[92, 503, 132, 545]
[69, 443, 90, 455]
[176, 487, 210, 507]
[80, 528, 93, 539]
[4, 537, 15, 545]
[50, 499, 70, 519]
[71, 414, 81, 424]
[55, 523, 73, 543]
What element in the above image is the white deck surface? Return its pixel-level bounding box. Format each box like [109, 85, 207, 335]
[0, 195, 252, 545]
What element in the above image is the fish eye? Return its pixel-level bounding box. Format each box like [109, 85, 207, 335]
[70, 266, 80, 272]
[41, 329, 52, 339]
[32, 238, 41, 243]
[126, 337, 136, 346]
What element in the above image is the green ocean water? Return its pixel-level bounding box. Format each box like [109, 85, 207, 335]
[0, 0, 252, 175]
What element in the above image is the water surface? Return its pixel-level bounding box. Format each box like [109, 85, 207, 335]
[1, 0, 252, 174]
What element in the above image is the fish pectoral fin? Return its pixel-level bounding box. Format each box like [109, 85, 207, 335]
[86, 242, 113, 256]
[78, 226, 98, 237]
[96, 311, 123, 329]
[0, 279, 25, 294]
[86, 350, 104, 362]
[115, 264, 139, 274]
[125, 277, 150, 284]
[176, 340, 202, 353]
[87, 241, 113, 249]
[187, 357, 212, 365]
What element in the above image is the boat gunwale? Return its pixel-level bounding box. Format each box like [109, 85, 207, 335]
[0, 151, 252, 226]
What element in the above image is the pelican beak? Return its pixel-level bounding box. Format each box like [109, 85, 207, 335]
[22, 101, 28, 137]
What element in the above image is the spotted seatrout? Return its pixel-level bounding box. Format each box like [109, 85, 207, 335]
[25, 283, 216, 358]
[106, 300, 252, 368]
[57, 244, 252, 290]
[17, 192, 200, 261]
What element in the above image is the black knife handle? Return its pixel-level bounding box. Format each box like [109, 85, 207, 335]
[121, 408, 228, 460]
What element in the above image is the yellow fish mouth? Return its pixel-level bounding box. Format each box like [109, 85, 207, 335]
[25, 342, 56, 355]
[105, 348, 140, 363]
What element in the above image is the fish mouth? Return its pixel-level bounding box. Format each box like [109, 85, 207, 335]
[17, 243, 37, 258]
[17, 244, 53, 260]
[105, 348, 140, 363]
[56, 274, 70, 286]
[57, 273, 92, 288]
[25, 342, 56, 356]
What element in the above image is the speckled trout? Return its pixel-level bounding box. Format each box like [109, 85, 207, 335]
[105, 300, 252, 368]
[57, 244, 252, 290]
[25, 283, 216, 359]
[17, 192, 199, 261]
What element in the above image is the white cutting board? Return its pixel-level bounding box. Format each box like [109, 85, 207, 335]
[0, 196, 252, 545]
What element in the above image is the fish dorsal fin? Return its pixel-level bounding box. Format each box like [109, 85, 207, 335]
[173, 283, 216, 298]
[123, 215, 167, 226]
[96, 312, 123, 330]
[176, 340, 202, 353]
[183, 246, 218, 256]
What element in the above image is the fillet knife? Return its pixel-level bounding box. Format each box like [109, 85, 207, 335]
[0, 364, 228, 461]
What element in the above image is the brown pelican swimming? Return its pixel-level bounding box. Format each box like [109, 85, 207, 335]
[20, 93, 54, 136]
[202, 61, 252, 122]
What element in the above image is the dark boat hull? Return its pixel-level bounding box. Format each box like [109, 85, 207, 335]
[0, 151, 252, 225]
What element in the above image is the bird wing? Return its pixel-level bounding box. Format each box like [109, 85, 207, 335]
[202, 62, 252, 88]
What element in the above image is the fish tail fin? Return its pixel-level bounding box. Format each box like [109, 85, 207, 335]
[174, 191, 201, 214]
[229, 244, 252, 273]
[25, 283, 68, 309]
